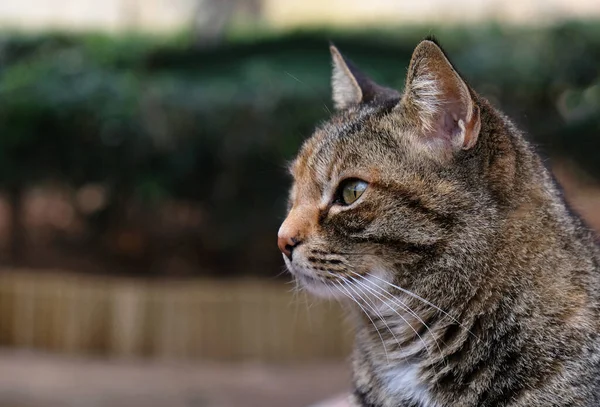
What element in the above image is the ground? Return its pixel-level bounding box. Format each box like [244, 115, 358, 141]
[0, 351, 349, 407]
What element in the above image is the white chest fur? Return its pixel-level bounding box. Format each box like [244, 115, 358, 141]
[380, 362, 436, 407]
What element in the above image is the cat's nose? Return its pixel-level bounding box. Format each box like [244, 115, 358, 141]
[278, 226, 301, 261]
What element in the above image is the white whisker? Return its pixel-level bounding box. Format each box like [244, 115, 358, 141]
[343, 278, 406, 360]
[365, 272, 479, 342]
[348, 275, 434, 363]
[348, 270, 446, 365]
[335, 277, 390, 363]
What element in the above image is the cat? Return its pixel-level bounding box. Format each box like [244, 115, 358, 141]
[278, 38, 600, 407]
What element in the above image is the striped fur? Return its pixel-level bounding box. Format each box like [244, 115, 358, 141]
[280, 40, 600, 406]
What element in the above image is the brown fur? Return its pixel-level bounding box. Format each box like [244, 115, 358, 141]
[279, 39, 600, 406]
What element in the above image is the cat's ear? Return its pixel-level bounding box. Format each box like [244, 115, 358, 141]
[330, 45, 399, 110]
[402, 40, 481, 151]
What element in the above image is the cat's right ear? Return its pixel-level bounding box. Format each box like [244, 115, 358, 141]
[402, 40, 481, 153]
[330, 45, 399, 110]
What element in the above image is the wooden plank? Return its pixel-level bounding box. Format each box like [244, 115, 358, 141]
[0, 271, 352, 362]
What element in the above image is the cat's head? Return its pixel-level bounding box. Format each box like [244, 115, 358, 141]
[279, 39, 519, 299]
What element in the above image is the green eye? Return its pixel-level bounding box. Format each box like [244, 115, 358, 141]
[339, 179, 368, 205]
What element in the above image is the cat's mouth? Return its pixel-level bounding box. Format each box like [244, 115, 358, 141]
[284, 256, 346, 298]
[285, 259, 324, 284]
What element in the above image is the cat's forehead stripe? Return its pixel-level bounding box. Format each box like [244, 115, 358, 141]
[307, 107, 378, 185]
[294, 103, 394, 200]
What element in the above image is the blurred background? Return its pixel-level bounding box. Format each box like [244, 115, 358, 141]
[0, 1, 599, 406]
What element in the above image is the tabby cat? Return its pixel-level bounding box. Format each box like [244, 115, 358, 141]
[278, 39, 600, 406]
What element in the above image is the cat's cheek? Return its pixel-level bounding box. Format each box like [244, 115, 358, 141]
[323, 211, 377, 237]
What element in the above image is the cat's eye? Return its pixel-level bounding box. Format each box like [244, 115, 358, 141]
[337, 179, 368, 206]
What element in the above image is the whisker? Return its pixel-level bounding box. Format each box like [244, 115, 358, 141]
[290, 278, 302, 329]
[343, 278, 406, 363]
[274, 267, 292, 279]
[373, 285, 445, 367]
[348, 275, 434, 362]
[348, 270, 444, 352]
[365, 272, 479, 342]
[335, 277, 390, 363]
[315, 252, 478, 343]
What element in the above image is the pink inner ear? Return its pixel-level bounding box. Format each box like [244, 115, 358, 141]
[423, 95, 464, 148]
[441, 107, 464, 144]
[422, 79, 480, 151]
[424, 98, 480, 151]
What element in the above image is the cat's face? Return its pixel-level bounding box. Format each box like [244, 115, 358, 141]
[279, 40, 485, 297]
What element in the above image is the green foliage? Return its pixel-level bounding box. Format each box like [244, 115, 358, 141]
[0, 24, 599, 275]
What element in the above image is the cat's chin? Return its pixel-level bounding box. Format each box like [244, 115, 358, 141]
[284, 257, 347, 299]
[294, 273, 346, 299]
[294, 274, 344, 299]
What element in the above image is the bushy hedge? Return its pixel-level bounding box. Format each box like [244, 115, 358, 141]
[0, 23, 599, 275]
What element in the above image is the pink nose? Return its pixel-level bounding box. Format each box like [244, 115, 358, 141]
[277, 227, 301, 260]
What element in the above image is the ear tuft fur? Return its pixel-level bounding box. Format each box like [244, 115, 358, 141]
[403, 40, 481, 152]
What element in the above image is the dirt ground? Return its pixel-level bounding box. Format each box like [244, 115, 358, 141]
[0, 351, 350, 407]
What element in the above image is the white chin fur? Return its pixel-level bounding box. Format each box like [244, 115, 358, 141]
[284, 255, 347, 300]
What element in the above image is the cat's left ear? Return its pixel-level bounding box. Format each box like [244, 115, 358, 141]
[330, 45, 399, 110]
[402, 40, 481, 151]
